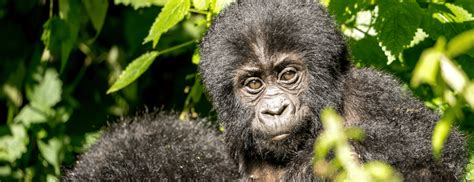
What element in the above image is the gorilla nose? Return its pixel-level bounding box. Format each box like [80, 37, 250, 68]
[261, 103, 288, 116]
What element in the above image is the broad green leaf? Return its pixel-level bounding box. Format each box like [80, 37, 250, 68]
[30, 69, 62, 109]
[114, 0, 167, 9]
[411, 48, 441, 87]
[83, 0, 108, 35]
[41, 17, 70, 61]
[107, 51, 159, 94]
[192, 0, 208, 10]
[433, 3, 474, 23]
[143, 0, 191, 47]
[0, 124, 28, 162]
[440, 56, 468, 92]
[58, 0, 81, 72]
[375, 1, 422, 57]
[38, 138, 63, 174]
[432, 113, 453, 160]
[14, 105, 48, 125]
[446, 29, 474, 58]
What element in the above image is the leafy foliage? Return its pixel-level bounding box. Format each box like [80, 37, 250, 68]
[0, 0, 472, 180]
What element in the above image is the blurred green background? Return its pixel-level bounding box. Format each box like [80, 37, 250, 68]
[0, 0, 473, 181]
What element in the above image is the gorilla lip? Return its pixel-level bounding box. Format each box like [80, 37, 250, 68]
[271, 133, 290, 141]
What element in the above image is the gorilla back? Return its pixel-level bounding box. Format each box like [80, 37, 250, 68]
[63, 113, 238, 181]
[199, 0, 467, 181]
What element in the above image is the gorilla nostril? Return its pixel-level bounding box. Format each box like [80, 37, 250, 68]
[262, 104, 288, 116]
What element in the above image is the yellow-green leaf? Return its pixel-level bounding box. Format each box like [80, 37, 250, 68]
[432, 114, 453, 160]
[192, 0, 209, 10]
[143, 0, 191, 48]
[107, 51, 159, 94]
[446, 29, 474, 58]
[411, 48, 441, 87]
[83, 0, 108, 35]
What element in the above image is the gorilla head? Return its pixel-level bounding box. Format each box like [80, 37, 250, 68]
[200, 0, 348, 168]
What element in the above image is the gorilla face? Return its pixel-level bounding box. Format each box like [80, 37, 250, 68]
[200, 0, 349, 161]
[233, 52, 314, 159]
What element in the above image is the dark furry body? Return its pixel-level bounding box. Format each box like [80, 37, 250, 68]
[62, 113, 238, 181]
[199, 0, 467, 181]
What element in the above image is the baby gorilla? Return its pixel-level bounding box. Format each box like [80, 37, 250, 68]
[199, 0, 467, 181]
[62, 113, 238, 181]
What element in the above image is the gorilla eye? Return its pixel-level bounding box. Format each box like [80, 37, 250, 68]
[279, 68, 298, 83]
[244, 78, 264, 92]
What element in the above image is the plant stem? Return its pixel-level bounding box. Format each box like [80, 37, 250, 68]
[189, 9, 209, 15]
[158, 40, 196, 55]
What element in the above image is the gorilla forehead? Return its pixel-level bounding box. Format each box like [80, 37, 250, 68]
[199, 0, 347, 111]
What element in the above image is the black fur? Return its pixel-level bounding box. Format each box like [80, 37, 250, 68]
[199, 0, 467, 181]
[62, 113, 238, 181]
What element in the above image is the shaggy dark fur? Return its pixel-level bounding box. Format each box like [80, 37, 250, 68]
[62, 113, 238, 181]
[199, 0, 467, 181]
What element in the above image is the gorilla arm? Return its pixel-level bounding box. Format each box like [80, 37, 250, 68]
[343, 68, 467, 181]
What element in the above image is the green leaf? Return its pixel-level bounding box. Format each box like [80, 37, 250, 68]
[375, 1, 422, 57]
[446, 29, 474, 58]
[107, 51, 159, 94]
[58, 0, 81, 72]
[411, 48, 441, 87]
[41, 17, 70, 61]
[83, 0, 108, 35]
[14, 105, 48, 125]
[192, 0, 208, 10]
[192, 48, 200, 65]
[432, 112, 453, 160]
[30, 69, 62, 109]
[432, 3, 474, 23]
[114, 0, 167, 9]
[211, 0, 234, 14]
[440, 56, 468, 92]
[0, 124, 28, 162]
[143, 0, 191, 47]
[38, 138, 63, 174]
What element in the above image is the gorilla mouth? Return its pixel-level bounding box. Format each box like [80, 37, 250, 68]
[271, 133, 290, 141]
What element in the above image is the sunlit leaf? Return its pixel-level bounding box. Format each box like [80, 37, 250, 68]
[0, 124, 28, 162]
[30, 69, 62, 109]
[446, 29, 474, 58]
[440, 56, 468, 92]
[464, 83, 474, 107]
[143, 0, 191, 47]
[107, 51, 159, 94]
[38, 138, 63, 174]
[192, 0, 208, 10]
[192, 48, 200, 65]
[364, 161, 402, 182]
[411, 48, 441, 87]
[432, 113, 453, 160]
[433, 3, 474, 23]
[211, 0, 234, 14]
[114, 0, 167, 9]
[83, 0, 108, 35]
[14, 106, 48, 125]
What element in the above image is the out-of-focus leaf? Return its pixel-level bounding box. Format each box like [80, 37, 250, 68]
[58, 0, 81, 72]
[364, 161, 402, 182]
[38, 138, 63, 174]
[211, 0, 234, 14]
[192, 48, 200, 65]
[440, 56, 468, 92]
[143, 0, 191, 47]
[14, 106, 48, 125]
[446, 29, 474, 58]
[411, 48, 441, 87]
[107, 51, 159, 94]
[375, 1, 422, 57]
[0, 124, 28, 162]
[114, 0, 167, 9]
[30, 69, 62, 110]
[465, 83, 474, 107]
[193, 0, 209, 10]
[433, 3, 474, 23]
[41, 17, 70, 61]
[83, 0, 108, 35]
[432, 113, 453, 160]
